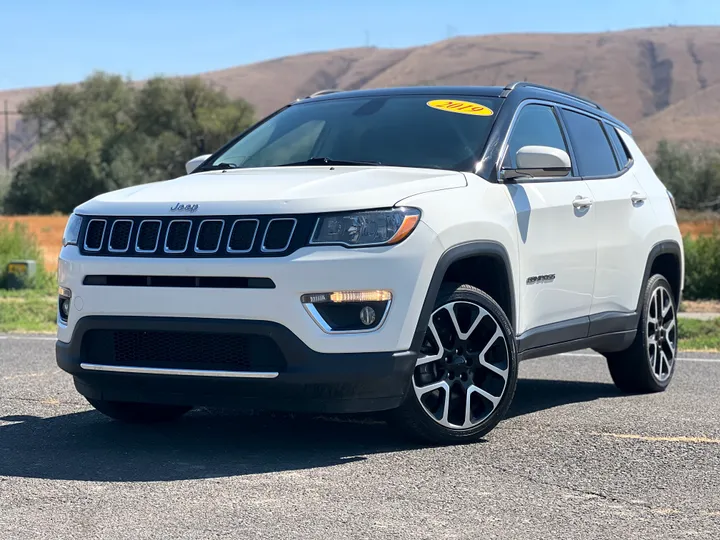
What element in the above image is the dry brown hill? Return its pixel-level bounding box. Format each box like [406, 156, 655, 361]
[3, 25, 720, 160]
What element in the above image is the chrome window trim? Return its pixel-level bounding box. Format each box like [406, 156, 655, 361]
[193, 219, 225, 254]
[164, 219, 193, 254]
[80, 363, 279, 379]
[260, 218, 297, 253]
[83, 219, 107, 252]
[494, 98, 572, 179]
[302, 298, 393, 334]
[107, 219, 134, 253]
[134, 220, 162, 253]
[226, 218, 260, 254]
[494, 98, 634, 182]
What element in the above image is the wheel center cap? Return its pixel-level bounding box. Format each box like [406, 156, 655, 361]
[450, 355, 467, 367]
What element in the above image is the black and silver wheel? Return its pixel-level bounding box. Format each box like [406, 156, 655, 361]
[86, 398, 192, 424]
[391, 283, 518, 444]
[606, 274, 677, 393]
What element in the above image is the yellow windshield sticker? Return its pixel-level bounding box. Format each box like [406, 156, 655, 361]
[426, 99, 494, 116]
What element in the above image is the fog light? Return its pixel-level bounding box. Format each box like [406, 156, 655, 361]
[359, 306, 376, 326]
[301, 290, 392, 333]
[58, 287, 72, 323]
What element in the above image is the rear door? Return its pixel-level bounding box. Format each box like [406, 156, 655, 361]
[502, 102, 597, 337]
[559, 108, 652, 321]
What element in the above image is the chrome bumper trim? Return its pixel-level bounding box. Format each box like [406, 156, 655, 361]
[80, 363, 279, 379]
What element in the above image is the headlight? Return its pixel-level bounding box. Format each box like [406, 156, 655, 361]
[62, 213, 83, 247]
[310, 207, 421, 247]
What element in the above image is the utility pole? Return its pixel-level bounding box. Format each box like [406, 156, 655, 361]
[4, 100, 9, 172]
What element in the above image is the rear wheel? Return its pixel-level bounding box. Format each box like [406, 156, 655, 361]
[391, 283, 518, 444]
[86, 398, 192, 424]
[605, 274, 677, 393]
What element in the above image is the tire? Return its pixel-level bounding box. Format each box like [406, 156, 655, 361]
[605, 274, 678, 393]
[86, 398, 192, 424]
[390, 283, 518, 445]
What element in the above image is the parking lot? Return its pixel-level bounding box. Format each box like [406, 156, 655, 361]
[1, 334, 719, 539]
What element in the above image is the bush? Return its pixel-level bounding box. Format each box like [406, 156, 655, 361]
[0, 222, 54, 291]
[682, 230, 720, 300]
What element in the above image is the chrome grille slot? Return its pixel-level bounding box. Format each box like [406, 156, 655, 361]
[227, 219, 259, 253]
[108, 220, 133, 253]
[261, 218, 297, 253]
[136, 220, 162, 253]
[84, 220, 107, 251]
[194, 220, 224, 253]
[80, 214, 311, 257]
[164, 220, 192, 253]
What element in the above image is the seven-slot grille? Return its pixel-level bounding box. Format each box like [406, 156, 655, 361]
[78, 215, 313, 258]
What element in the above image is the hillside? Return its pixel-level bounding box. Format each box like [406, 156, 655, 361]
[3, 25, 720, 160]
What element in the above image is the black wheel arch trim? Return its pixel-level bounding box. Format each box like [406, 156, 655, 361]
[637, 240, 683, 311]
[410, 241, 516, 352]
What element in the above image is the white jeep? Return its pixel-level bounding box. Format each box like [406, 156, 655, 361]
[56, 82, 683, 444]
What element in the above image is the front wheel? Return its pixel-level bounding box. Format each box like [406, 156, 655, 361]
[86, 398, 193, 424]
[390, 283, 518, 445]
[605, 274, 678, 393]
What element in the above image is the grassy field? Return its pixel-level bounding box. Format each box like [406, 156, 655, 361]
[0, 290, 56, 333]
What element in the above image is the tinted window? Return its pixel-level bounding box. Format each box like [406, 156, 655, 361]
[562, 110, 619, 177]
[605, 124, 632, 168]
[208, 95, 502, 172]
[503, 105, 568, 169]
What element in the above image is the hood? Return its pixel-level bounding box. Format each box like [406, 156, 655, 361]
[75, 166, 467, 216]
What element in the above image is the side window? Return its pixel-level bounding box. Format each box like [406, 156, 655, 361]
[562, 109, 619, 177]
[604, 124, 632, 169]
[503, 104, 568, 169]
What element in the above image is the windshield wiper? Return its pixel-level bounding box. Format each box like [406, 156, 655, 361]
[279, 157, 382, 167]
[196, 162, 239, 172]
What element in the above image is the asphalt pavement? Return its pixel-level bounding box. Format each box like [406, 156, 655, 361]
[1, 334, 719, 539]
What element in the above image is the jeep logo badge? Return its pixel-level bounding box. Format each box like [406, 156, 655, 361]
[170, 203, 199, 213]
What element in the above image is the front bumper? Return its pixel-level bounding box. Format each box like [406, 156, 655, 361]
[57, 316, 417, 413]
[57, 221, 442, 354]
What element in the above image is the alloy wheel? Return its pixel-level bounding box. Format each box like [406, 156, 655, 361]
[647, 285, 676, 382]
[413, 301, 510, 429]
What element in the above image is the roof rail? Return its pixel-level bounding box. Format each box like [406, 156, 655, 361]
[503, 81, 604, 111]
[295, 89, 344, 102]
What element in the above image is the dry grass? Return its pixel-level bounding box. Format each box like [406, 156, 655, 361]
[681, 300, 720, 313]
[0, 215, 65, 271]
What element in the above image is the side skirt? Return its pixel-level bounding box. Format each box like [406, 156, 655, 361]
[516, 311, 638, 361]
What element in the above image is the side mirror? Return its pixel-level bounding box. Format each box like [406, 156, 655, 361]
[501, 145, 572, 181]
[185, 154, 212, 174]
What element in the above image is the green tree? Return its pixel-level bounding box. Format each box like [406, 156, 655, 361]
[654, 140, 720, 211]
[3, 72, 254, 214]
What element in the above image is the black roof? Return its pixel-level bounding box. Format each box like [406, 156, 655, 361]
[295, 82, 631, 134]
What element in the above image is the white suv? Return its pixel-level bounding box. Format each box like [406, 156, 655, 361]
[56, 82, 684, 444]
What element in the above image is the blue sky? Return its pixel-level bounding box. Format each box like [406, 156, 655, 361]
[1, 0, 718, 90]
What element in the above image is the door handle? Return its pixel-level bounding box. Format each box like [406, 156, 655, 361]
[631, 191, 647, 205]
[573, 196, 593, 209]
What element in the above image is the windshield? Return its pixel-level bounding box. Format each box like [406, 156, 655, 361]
[204, 95, 502, 172]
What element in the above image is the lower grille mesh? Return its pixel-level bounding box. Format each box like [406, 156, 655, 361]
[82, 330, 287, 373]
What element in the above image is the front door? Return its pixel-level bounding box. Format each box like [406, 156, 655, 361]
[502, 103, 597, 337]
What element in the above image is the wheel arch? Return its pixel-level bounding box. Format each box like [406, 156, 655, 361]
[638, 240, 683, 310]
[410, 241, 516, 352]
